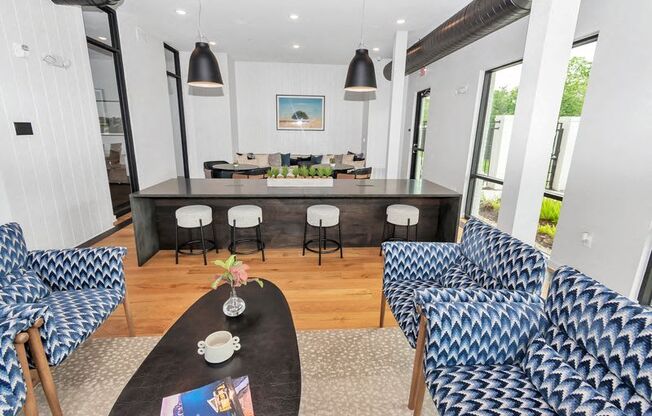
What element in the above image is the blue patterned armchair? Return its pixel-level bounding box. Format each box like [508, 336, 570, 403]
[0, 222, 133, 414]
[412, 266, 652, 415]
[0, 304, 46, 416]
[381, 217, 546, 348]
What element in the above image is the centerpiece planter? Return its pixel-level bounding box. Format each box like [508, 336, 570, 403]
[267, 177, 334, 187]
[212, 255, 263, 318]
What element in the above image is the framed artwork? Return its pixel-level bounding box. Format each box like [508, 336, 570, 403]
[276, 95, 325, 131]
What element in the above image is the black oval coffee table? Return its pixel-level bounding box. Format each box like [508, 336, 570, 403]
[109, 279, 301, 415]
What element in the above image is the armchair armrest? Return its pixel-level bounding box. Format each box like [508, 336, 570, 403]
[27, 247, 127, 293]
[416, 287, 543, 307]
[382, 242, 460, 285]
[422, 300, 547, 369]
[0, 302, 47, 334]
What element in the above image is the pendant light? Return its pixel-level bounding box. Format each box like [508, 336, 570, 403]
[188, 0, 223, 88]
[344, 0, 377, 92]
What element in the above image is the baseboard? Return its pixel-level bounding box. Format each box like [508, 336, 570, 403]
[77, 218, 132, 248]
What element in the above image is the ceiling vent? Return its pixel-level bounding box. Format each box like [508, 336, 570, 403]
[52, 0, 121, 6]
[384, 0, 531, 80]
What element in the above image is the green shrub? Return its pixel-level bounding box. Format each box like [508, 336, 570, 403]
[480, 197, 501, 212]
[308, 166, 318, 177]
[298, 166, 309, 178]
[291, 166, 300, 177]
[281, 166, 289, 178]
[269, 167, 280, 178]
[539, 198, 561, 224]
[537, 223, 557, 238]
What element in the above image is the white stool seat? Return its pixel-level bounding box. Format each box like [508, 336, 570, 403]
[228, 205, 263, 228]
[307, 205, 340, 228]
[176, 205, 213, 229]
[386, 204, 419, 226]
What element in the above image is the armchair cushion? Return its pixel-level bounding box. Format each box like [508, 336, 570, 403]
[42, 288, 123, 365]
[0, 223, 28, 276]
[416, 287, 543, 306]
[0, 269, 51, 305]
[382, 242, 461, 285]
[27, 247, 127, 294]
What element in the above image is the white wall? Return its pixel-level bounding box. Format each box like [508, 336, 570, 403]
[117, 12, 178, 188]
[400, 0, 652, 296]
[0, 0, 114, 248]
[550, 1, 652, 297]
[180, 52, 235, 178]
[234, 61, 365, 156]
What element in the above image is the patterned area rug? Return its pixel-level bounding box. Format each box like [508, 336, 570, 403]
[35, 328, 437, 415]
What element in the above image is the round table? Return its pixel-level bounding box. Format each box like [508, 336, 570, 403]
[312, 163, 354, 172]
[212, 163, 260, 171]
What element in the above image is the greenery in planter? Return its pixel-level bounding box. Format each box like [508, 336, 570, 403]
[268, 167, 280, 178]
[281, 166, 289, 178]
[537, 223, 557, 238]
[298, 166, 310, 178]
[291, 166, 300, 178]
[317, 167, 333, 178]
[308, 166, 318, 177]
[539, 197, 561, 223]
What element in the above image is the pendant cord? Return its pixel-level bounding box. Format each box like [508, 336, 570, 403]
[197, 0, 204, 41]
[359, 0, 366, 48]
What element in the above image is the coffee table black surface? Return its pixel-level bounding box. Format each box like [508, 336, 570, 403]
[109, 280, 301, 416]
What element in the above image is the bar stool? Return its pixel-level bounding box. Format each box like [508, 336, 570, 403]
[228, 205, 265, 261]
[380, 204, 419, 255]
[303, 205, 343, 266]
[175, 205, 217, 265]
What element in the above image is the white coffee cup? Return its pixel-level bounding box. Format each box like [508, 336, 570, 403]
[197, 331, 241, 364]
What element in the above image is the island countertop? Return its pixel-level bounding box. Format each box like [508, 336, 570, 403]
[132, 178, 461, 199]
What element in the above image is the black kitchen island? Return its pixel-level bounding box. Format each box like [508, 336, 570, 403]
[130, 178, 462, 266]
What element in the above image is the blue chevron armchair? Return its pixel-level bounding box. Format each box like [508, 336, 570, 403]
[412, 266, 652, 416]
[381, 217, 546, 348]
[0, 222, 134, 414]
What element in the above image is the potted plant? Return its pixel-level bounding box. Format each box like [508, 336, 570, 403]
[291, 166, 300, 178]
[281, 166, 289, 178]
[329, 157, 336, 168]
[308, 166, 318, 178]
[211, 255, 263, 317]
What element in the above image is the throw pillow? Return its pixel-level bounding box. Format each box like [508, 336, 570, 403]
[254, 154, 270, 167]
[348, 151, 366, 161]
[268, 153, 282, 167]
[342, 154, 355, 166]
[247, 153, 256, 160]
[334, 154, 344, 164]
[235, 154, 249, 165]
[352, 160, 366, 169]
[310, 155, 323, 164]
[281, 153, 291, 166]
[0, 269, 51, 305]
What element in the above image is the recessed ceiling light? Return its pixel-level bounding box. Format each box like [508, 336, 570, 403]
[396, 18, 406, 24]
[292, 44, 301, 49]
[372, 47, 380, 52]
[176, 9, 187, 15]
[289, 14, 299, 20]
[209, 41, 217, 46]
[98, 36, 108, 41]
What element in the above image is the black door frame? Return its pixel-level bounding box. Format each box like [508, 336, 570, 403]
[85, 6, 139, 216]
[409, 88, 431, 179]
[164, 43, 190, 178]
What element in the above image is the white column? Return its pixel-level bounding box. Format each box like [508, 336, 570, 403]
[497, 0, 581, 242]
[385, 31, 408, 179]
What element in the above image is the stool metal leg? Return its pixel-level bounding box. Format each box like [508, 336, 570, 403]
[338, 222, 343, 258]
[257, 217, 265, 262]
[415, 223, 419, 242]
[175, 222, 179, 264]
[406, 219, 411, 242]
[199, 220, 207, 266]
[379, 219, 388, 256]
[302, 217, 308, 256]
[318, 220, 323, 266]
[323, 227, 327, 250]
[212, 221, 219, 254]
[232, 220, 237, 255]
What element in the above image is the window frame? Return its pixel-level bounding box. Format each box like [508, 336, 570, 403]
[164, 43, 190, 178]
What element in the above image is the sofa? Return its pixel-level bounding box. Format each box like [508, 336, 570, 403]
[234, 151, 366, 169]
[381, 217, 547, 348]
[413, 266, 652, 415]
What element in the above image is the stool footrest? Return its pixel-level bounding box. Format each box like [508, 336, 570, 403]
[304, 238, 341, 254]
[178, 239, 216, 255]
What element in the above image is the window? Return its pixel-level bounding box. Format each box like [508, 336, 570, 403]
[83, 6, 138, 216]
[164, 44, 189, 178]
[466, 37, 598, 250]
[465, 62, 522, 225]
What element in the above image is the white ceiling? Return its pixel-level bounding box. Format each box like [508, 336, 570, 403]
[115, 0, 467, 64]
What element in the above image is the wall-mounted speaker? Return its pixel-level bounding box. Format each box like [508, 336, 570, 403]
[52, 0, 121, 6]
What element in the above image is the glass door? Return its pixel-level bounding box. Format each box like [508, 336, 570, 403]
[410, 89, 430, 180]
[83, 6, 138, 217]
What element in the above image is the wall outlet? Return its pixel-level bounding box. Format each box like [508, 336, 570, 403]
[581, 232, 593, 248]
[13, 43, 30, 58]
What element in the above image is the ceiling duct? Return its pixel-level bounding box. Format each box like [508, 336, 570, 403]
[51, 0, 121, 6]
[384, 0, 531, 80]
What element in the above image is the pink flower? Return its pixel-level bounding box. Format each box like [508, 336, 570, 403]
[230, 264, 250, 287]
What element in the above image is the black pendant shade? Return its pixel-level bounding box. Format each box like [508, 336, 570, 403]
[188, 42, 223, 88]
[344, 48, 377, 92]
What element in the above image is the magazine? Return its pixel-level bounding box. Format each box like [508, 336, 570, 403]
[160, 376, 254, 416]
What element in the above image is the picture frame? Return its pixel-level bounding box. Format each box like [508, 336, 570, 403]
[276, 95, 325, 131]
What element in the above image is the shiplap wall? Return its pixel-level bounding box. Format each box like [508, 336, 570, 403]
[0, 0, 114, 248]
[234, 61, 365, 155]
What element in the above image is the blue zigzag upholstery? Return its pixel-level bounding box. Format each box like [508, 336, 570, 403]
[420, 266, 652, 415]
[0, 222, 127, 368]
[0, 304, 46, 416]
[382, 217, 546, 347]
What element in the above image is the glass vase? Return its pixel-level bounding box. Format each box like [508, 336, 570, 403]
[223, 284, 246, 317]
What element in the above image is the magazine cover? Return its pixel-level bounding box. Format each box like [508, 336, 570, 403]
[160, 376, 254, 416]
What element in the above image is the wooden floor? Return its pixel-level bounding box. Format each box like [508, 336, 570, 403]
[95, 222, 398, 338]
